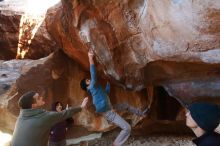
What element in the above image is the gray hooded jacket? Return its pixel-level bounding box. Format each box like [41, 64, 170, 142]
[11, 107, 81, 146]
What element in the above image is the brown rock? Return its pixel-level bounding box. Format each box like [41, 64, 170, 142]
[46, 0, 220, 90]
[0, 0, 59, 60]
[2, 0, 220, 139]
[143, 61, 220, 105]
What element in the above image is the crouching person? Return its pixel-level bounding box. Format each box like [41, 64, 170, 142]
[11, 91, 88, 146]
[186, 102, 220, 146]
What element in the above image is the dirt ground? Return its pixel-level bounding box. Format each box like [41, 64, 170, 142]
[88, 136, 195, 146]
[71, 130, 195, 146]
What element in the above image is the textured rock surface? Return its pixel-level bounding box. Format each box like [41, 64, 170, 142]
[0, 0, 59, 60]
[46, 0, 220, 91]
[144, 61, 220, 105]
[1, 0, 220, 141]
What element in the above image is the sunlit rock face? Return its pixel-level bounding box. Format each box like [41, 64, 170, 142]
[46, 0, 220, 91]
[0, 12, 20, 60]
[0, 0, 59, 60]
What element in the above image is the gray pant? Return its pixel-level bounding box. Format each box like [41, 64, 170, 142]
[48, 140, 67, 146]
[103, 110, 131, 146]
[113, 103, 146, 116]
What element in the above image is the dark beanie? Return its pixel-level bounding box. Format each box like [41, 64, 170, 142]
[80, 78, 88, 91]
[188, 102, 220, 132]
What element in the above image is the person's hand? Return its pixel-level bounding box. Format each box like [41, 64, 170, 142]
[87, 44, 95, 64]
[81, 97, 89, 108]
[88, 48, 94, 58]
[66, 104, 69, 110]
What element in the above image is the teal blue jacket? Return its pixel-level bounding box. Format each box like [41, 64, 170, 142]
[88, 64, 112, 113]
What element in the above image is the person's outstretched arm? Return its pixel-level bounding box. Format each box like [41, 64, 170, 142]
[48, 97, 88, 126]
[88, 48, 94, 65]
[88, 49, 97, 87]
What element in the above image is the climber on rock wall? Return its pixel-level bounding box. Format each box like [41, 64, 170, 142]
[80, 45, 148, 146]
